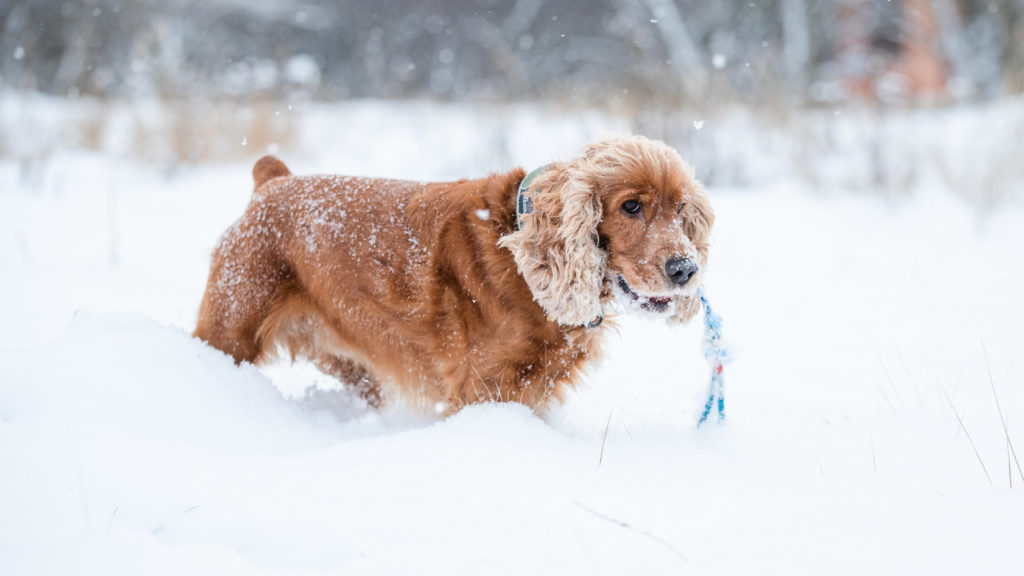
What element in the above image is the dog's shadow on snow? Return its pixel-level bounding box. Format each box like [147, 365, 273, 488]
[260, 359, 437, 432]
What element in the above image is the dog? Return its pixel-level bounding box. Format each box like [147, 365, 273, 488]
[194, 135, 714, 414]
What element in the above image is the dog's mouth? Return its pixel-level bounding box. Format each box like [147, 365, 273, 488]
[616, 275, 673, 313]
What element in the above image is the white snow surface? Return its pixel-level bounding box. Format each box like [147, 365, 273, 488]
[3, 100, 1024, 575]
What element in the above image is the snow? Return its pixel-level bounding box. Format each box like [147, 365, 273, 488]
[3, 97, 1024, 575]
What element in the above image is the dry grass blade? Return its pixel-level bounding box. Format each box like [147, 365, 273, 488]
[980, 339, 1024, 484]
[573, 501, 688, 564]
[599, 409, 613, 467]
[941, 382, 992, 487]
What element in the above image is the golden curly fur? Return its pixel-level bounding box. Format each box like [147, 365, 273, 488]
[194, 135, 714, 414]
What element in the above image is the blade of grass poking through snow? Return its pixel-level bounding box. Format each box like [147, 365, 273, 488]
[980, 339, 1024, 484]
[941, 382, 992, 487]
[598, 409, 613, 467]
[573, 501, 688, 564]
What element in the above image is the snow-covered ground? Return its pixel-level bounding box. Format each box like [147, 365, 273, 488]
[2, 97, 1024, 575]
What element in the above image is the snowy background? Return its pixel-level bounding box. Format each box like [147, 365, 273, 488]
[3, 1, 1024, 575]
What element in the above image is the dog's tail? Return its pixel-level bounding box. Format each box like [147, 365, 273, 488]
[252, 155, 291, 189]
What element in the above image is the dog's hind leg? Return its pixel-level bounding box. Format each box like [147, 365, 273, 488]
[312, 354, 383, 408]
[193, 233, 293, 365]
[243, 293, 384, 408]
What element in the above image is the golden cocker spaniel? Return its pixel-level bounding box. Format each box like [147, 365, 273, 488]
[195, 135, 714, 414]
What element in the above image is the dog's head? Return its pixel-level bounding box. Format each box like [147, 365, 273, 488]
[500, 135, 714, 326]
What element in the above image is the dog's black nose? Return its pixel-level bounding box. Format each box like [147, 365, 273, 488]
[665, 257, 698, 286]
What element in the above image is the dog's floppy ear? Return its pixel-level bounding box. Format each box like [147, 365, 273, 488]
[499, 165, 606, 326]
[682, 181, 715, 262]
[670, 178, 715, 325]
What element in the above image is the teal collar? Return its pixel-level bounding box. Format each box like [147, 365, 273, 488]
[515, 164, 550, 231]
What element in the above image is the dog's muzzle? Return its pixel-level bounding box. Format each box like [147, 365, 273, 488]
[617, 275, 672, 313]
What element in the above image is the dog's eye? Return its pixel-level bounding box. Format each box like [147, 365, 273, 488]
[621, 200, 641, 215]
